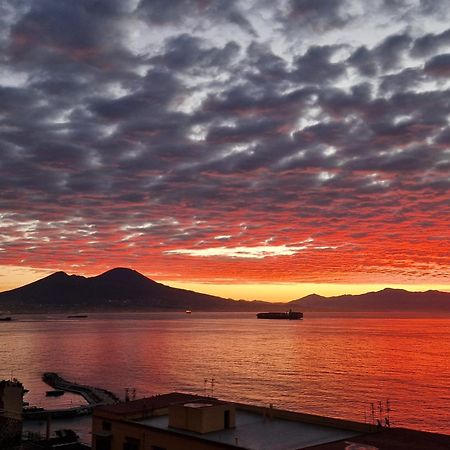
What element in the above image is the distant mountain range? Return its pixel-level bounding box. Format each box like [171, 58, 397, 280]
[0, 268, 271, 313]
[288, 289, 450, 312]
[0, 267, 449, 313]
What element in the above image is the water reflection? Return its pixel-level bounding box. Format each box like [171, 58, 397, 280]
[1, 312, 449, 436]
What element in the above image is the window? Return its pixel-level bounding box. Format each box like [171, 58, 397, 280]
[224, 410, 230, 428]
[123, 437, 140, 450]
[95, 435, 112, 450]
[151, 446, 167, 450]
[102, 421, 112, 431]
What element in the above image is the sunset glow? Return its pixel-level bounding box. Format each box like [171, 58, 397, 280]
[1, 1, 449, 300]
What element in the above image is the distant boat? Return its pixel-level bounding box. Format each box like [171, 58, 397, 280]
[185, 310, 192, 314]
[257, 309, 303, 320]
[0, 316, 12, 321]
[67, 314, 88, 318]
[46, 390, 65, 397]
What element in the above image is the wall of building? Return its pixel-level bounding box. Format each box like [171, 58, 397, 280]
[0, 381, 23, 420]
[92, 414, 243, 450]
[169, 403, 235, 434]
[0, 416, 23, 448]
[0, 380, 23, 448]
[91, 396, 372, 450]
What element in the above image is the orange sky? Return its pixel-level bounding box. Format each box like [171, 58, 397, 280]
[1, 2, 449, 301]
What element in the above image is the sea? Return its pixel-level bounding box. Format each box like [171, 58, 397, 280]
[1, 312, 449, 444]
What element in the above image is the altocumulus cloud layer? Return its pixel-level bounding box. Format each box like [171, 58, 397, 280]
[0, 0, 449, 285]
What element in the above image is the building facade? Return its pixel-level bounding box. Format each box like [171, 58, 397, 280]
[0, 379, 24, 449]
[91, 392, 373, 450]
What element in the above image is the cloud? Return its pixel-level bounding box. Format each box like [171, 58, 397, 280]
[379, 68, 424, 93]
[373, 33, 412, 71]
[287, 0, 354, 31]
[137, 0, 257, 36]
[0, 0, 449, 287]
[419, 0, 450, 17]
[151, 34, 240, 72]
[164, 241, 334, 259]
[424, 53, 450, 77]
[292, 45, 347, 84]
[411, 28, 450, 57]
[348, 32, 412, 76]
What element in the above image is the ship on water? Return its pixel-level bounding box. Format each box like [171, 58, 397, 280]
[256, 309, 303, 320]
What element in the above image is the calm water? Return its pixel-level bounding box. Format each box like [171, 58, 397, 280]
[1, 312, 449, 442]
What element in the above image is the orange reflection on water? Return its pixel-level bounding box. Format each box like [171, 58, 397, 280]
[1, 312, 449, 434]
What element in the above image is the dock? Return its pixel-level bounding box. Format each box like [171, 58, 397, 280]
[42, 372, 119, 405]
[23, 372, 119, 420]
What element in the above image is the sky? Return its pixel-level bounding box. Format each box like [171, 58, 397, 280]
[0, 0, 449, 301]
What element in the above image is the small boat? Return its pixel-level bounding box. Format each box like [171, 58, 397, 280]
[257, 309, 303, 320]
[46, 390, 65, 397]
[67, 314, 88, 319]
[185, 310, 192, 314]
[0, 316, 12, 321]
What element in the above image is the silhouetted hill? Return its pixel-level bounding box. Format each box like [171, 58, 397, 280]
[0, 268, 273, 313]
[289, 288, 450, 312]
[0, 269, 449, 313]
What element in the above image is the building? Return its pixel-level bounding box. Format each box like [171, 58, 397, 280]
[91, 392, 374, 450]
[21, 429, 91, 450]
[0, 379, 24, 449]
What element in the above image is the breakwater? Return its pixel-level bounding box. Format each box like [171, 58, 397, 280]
[42, 372, 119, 405]
[23, 372, 119, 420]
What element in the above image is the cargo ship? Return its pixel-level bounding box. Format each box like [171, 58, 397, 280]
[256, 309, 303, 320]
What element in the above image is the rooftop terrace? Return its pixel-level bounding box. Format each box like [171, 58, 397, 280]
[137, 408, 360, 450]
[94, 392, 450, 450]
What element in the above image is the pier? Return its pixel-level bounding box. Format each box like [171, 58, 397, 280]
[42, 372, 119, 405]
[23, 372, 119, 420]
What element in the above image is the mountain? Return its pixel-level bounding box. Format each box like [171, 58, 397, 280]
[289, 288, 450, 312]
[0, 268, 273, 313]
[0, 269, 449, 313]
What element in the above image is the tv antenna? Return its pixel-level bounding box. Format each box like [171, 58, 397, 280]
[125, 387, 136, 402]
[203, 378, 216, 397]
[385, 399, 391, 427]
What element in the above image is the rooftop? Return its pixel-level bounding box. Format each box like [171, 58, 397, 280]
[137, 409, 360, 450]
[94, 393, 450, 450]
[95, 392, 218, 416]
[305, 427, 450, 450]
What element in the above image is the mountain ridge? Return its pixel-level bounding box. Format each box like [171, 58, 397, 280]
[289, 287, 450, 312]
[0, 268, 449, 313]
[0, 268, 274, 313]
